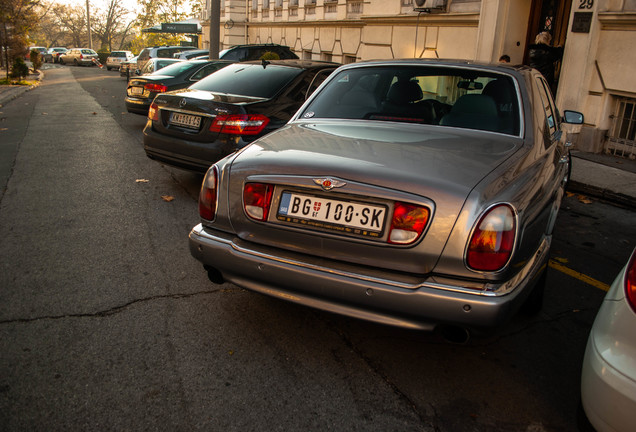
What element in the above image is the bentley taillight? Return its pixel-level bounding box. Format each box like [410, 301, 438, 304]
[199, 165, 219, 221]
[625, 250, 636, 314]
[388, 202, 429, 245]
[467, 204, 516, 271]
[210, 114, 269, 135]
[148, 102, 159, 121]
[144, 83, 168, 93]
[243, 183, 274, 221]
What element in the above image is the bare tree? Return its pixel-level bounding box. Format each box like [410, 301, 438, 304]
[91, 0, 129, 51]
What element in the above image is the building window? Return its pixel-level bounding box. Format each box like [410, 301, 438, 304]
[325, 4, 337, 13]
[321, 52, 332, 62]
[303, 50, 312, 60]
[608, 97, 636, 158]
[347, 0, 363, 16]
[343, 55, 356, 64]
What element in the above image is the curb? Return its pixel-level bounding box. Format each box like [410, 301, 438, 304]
[568, 180, 636, 210]
[0, 70, 43, 107]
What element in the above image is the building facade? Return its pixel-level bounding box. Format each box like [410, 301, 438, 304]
[199, 0, 636, 157]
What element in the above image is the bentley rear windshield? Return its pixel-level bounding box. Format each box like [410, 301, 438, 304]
[301, 66, 521, 136]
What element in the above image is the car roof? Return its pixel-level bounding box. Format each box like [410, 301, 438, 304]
[345, 58, 532, 74]
[237, 59, 339, 70]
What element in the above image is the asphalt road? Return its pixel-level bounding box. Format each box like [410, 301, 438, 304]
[1, 63, 634, 431]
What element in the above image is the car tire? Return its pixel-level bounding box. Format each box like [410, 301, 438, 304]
[59, 58, 64, 65]
[521, 266, 547, 315]
[106, 66, 112, 71]
[74, 59, 79, 66]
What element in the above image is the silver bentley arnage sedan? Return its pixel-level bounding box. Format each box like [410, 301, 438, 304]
[189, 59, 584, 340]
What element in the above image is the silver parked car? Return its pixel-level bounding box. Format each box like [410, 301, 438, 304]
[59, 48, 98, 66]
[106, 50, 134, 70]
[188, 59, 584, 338]
[581, 247, 636, 431]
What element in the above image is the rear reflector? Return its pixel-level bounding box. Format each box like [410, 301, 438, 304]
[467, 204, 516, 271]
[210, 114, 269, 135]
[388, 202, 430, 245]
[243, 183, 274, 221]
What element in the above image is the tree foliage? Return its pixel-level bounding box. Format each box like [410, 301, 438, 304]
[0, 0, 40, 75]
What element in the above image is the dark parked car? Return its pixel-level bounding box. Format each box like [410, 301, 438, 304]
[217, 43, 298, 61]
[143, 60, 338, 172]
[188, 59, 584, 341]
[125, 59, 235, 115]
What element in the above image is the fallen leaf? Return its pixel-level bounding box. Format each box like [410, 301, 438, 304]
[135, 179, 149, 183]
[566, 192, 575, 197]
[92, 112, 97, 115]
[0, 128, 7, 131]
[228, 350, 234, 356]
[579, 198, 592, 204]
[161, 195, 175, 202]
[41, 112, 48, 115]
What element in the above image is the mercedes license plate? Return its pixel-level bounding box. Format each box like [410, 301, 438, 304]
[277, 191, 386, 238]
[130, 86, 143, 95]
[170, 112, 201, 129]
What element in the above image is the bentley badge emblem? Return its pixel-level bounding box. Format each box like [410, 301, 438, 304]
[314, 177, 346, 191]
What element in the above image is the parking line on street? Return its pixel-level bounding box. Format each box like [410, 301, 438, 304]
[549, 259, 610, 292]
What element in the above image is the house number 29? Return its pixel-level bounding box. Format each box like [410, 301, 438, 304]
[579, 0, 594, 9]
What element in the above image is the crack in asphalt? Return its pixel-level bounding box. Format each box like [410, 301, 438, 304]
[325, 321, 435, 430]
[0, 288, 243, 325]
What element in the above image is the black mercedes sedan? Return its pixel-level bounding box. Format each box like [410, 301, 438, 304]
[142, 60, 339, 172]
[125, 60, 235, 115]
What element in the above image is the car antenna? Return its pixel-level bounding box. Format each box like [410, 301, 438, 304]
[261, 59, 270, 68]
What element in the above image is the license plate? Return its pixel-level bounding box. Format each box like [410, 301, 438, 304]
[170, 112, 201, 129]
[277, 192, 386, 238]
[130, 86, 144, 95]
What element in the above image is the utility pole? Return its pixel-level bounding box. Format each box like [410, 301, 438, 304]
[209, 0, 220, 59]
[86, 0, 92, 49]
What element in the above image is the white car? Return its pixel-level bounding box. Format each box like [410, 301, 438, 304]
[106, 50, 134, 71]
[581, 247, 636, 431]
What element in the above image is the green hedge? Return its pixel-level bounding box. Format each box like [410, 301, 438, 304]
[98, 52, 110, 64]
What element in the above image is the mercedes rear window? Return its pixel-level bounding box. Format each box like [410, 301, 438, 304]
[150, 62, 199, 77]
[189, 63, 302, 98]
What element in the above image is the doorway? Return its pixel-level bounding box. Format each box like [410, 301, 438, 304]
[524, 0, 573, 92]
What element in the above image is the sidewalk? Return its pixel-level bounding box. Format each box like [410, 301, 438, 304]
[569, 150, 636, 209]
[1, 67, 635, 209]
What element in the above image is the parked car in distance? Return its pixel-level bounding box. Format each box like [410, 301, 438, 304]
[44, 47, 67, 63]
[136, 46, 198, 73]
[106, 50, 134, 70]
[188, 59, 584, 341]
[26, 46, 47, 60]
[143, 59, 338, 172]
[119, 56, 138, 78]
[59, 48, 99, 66]
[581, 247, 636, 431]
[173, 49, 210, 60]
[139, 58, 184, 76]
[217, 43, 298, 61]
[125, 60, 235, 115]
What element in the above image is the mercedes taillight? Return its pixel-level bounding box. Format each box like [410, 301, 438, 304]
[148, 102, 159, 121]
[210, 114, 269, 135]
[144, 83, 168, 93]
[467, 204, 516, 271]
